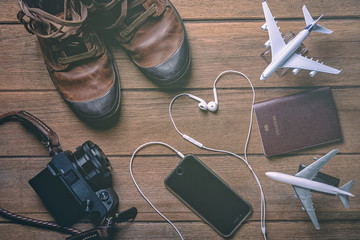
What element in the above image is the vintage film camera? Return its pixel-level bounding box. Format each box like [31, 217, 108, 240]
[29, 141, 119, 226]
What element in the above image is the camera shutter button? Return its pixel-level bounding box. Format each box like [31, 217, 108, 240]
[99, 191, 109, 201]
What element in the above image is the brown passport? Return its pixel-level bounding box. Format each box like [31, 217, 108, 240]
[254, 87, 342, 157]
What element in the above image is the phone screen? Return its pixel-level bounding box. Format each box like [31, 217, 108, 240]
[164, 154, 252, 237]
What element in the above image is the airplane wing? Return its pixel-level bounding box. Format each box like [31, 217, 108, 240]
[293, 186, 320, 229]
[281, 53, 342, 74]
[296, 149, 339, 180]
[262, 0, 286, 59]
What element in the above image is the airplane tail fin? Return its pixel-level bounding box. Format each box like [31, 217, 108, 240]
[339, 180, 355, 208]
[302, 5, 314, 25]
[302, 5, 333, 34]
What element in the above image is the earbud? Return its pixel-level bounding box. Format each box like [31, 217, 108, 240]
[188, 92, 219, 112]
[209, 86, 219, 112]
[188, 94, 208, 111]
[198, 101, 208, 111]
[207, 101, 218, 112]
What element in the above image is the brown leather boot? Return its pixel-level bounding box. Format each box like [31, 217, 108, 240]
[84, 0, 191, 84]
[18, 0, 121, 121]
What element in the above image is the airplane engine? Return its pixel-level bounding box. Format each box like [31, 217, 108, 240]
[261, 23, 267, 31]
[264, 40, 271, 48]
[292, 68, 301, 75]
[309, 70, 318, 77]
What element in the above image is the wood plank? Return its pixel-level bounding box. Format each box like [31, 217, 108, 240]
[0, 88, 359, 156]
[1, 20, 359, 90]
[1, 155, 359, 221]
[2, 219, 359, 240]
[1, 217, 360, 239]
[2, 0, 360, 22]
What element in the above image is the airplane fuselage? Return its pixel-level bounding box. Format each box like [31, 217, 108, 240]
[260, 29, 310, 80]
[266, 172, 354, 197]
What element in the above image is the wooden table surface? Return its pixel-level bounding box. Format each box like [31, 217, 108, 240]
[1, 0, 359, 239]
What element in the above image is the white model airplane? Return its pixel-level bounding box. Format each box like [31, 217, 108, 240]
[260, 0, 342, 81]
[266, 149, 355, 229]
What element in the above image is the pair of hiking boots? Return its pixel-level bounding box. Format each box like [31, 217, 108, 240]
[18, 0, 191, 121]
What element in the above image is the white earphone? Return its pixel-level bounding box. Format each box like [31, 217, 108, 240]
[188, 90, 218, 112]
[131, 70, 266, 240]
[188, 85, 219, 112]
[169, 70, 267, 240]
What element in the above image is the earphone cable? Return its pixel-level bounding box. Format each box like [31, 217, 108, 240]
[129, 142, 185, 240]
[169, 93, 190, 137]
[168, 70, 267, 239]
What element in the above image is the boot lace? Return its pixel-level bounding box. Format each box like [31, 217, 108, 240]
[18, 0, 102, 65]
[89, 0, 166, 42]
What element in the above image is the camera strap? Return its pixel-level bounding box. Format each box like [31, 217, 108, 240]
[0, 110, 62, 156]
[0, 110, 138, 240]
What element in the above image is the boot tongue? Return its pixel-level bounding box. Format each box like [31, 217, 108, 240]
[27, 0, 64, 15]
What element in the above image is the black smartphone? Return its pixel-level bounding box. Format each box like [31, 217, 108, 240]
[164, 154, 252, 238]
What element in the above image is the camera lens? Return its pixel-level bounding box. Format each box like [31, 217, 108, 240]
[71, 141, 112, 190]
[176, 167, 184, 176]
